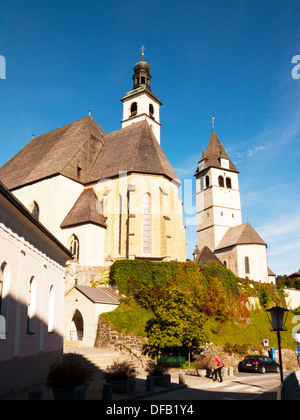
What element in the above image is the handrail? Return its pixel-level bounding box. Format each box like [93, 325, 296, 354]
[119, 343, 144, 368]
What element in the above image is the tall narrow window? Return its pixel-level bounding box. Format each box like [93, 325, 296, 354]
[143, 193, 151, 254]
[29, 201, 40, 220]
[218, 176, 224, 187]
[27, 277, 37, 335]
[48, 286, 55, 333]
[0, 262, 10, 323]
[245, 257, 250, 274]
[118, 195, 122, 255]
[226, 177, 232, 189]
[69, 235, 80, 261]
[149, 103, 154, 118]
[205, 175, 210, 188]
[130, 102, 137, 116]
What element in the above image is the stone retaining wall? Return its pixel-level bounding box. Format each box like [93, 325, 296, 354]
[95, 317, 146, 353]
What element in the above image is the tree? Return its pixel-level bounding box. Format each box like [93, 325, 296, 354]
[144, 286, 207, 356]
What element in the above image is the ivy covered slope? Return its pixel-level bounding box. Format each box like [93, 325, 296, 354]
[101, 260, 294, 349]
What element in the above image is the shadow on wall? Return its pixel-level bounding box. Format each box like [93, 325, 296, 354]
[0, 293, 63, 396]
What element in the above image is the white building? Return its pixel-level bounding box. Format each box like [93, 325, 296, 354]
[0, 181, 72, 396]
[194, 126, 275, 284]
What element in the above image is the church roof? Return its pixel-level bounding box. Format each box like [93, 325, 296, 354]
[193, 245, 224, 266]
[0, 117, 179, 189]
[0, 116, 106, 190]
[215, 222, 267, 250]
[87, 120, 178, 184]
[194, 128, 239, 176]
[60, 187, 107, 229]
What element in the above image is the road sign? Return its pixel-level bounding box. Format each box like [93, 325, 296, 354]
[263, 339, 269, 347]
[297, 345, 300, 356]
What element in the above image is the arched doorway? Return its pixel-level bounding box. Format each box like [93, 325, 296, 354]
[70, 309, 84, 341]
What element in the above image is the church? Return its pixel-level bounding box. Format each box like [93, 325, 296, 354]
[0, 53, 187, 286]
[193, 125, 275, 284]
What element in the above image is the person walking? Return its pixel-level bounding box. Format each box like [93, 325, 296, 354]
[212, 355, 224, 383]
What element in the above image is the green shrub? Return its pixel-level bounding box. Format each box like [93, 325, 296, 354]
[46, 353, 93, 390]
[103, 360, 137, 381]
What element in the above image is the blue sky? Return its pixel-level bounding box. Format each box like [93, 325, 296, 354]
[0, 0, 299, 275]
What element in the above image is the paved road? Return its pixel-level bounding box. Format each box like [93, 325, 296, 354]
[145, 373, 282, 401]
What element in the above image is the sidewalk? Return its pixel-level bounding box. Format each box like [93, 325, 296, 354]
[1, 345, 236, 400]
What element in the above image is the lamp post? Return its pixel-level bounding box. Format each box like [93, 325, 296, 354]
[266, 306, 289, 383]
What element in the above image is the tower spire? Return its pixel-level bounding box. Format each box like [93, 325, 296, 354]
[141, 45, 145, 61]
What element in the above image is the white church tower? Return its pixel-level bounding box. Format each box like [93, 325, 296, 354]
[194, 122, 275, 284]
[121, 48, 162, 144]
[194, 123, 242, 252]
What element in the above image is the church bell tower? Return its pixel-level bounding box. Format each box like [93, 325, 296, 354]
[121, 48, 162, 144]
[194, 123, 242, 251]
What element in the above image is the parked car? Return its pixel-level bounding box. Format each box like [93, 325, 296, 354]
[238, 355, 280, 374]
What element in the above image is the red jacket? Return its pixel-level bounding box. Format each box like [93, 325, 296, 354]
[215, 356, 223, 368]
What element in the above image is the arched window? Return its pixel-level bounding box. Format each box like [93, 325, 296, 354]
[29, 201, 40, 221]
[205, 176, 210, 188]
[218, 176, 224, 187]
[226, 177, 232, 189]
[27, 277, 37, 335]
[69, 235, 80, 261]
[48, 286, 55, 334]
[143, 193, 151, 254]
[149, 103, 154, 118]
[130, 102, 137, 116]
[0, 262, 9, 320]
[245, 257, 250, 274]
[118, 195, 122, 255]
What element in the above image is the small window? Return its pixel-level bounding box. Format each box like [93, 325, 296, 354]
[149, 104, 154, 118]
[218, 176, 224, 187]
[130, 102, 137, 116]
[205, 176, 210, 188]
[223, 260, 227, 268]
[69, 235, 80, 261]
[226, 177, 232, 188]
[29, 201, 40, 221]
[141, 76, 146, 84]
[245, 257, 250, 274]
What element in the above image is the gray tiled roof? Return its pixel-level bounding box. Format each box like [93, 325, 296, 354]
[215, 222, 266, 250]
[68, 285, 120, 304]
[194, 128, 239, 176]
[60, 188, 107, 229]
[0, 117, 179, 189]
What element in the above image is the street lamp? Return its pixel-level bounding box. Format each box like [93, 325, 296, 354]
[266, 306, 289, 383]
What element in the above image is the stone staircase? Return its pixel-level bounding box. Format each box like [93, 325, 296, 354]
[63, 345, 143, 374]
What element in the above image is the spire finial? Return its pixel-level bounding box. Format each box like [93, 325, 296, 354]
[212, 117, 215, 128]
[141, 45, 145, 61]
[88, 108, 91, 117]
